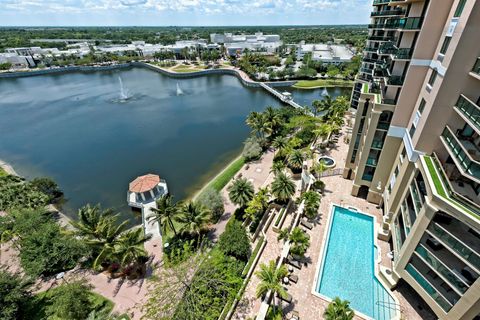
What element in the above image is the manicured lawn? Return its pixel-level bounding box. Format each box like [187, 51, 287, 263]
[208, 156, 245, 192]
[292, 78, 354, 89]
[171, 65, 207, 73]
[25, 287, 114, 320]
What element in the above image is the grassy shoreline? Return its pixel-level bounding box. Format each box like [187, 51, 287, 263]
[192, 155, 245, 201]
[292, 79, 354, 89]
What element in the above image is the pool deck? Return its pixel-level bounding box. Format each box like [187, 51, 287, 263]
[233, 116, 435, 320]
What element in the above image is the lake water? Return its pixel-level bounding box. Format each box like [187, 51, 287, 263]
[0, 67, 351, 222]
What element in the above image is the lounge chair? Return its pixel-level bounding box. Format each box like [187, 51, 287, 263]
[286, 256, 302, 269]
[300, 219, 313, 230]
[278, 290, 293, 303]
[290, 311, 300, 320]
[288, 274, 299, 283]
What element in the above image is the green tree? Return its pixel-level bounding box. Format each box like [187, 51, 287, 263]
[227, 177, 254, 208]
[30, 177, 63, 203]
[289, 227, 310, 257]
[271, 172, 295, 203]
[255, 260, 288, 314]
[46, 281, 94, 320]
[149, 194, 180, 236]
[244, 187, 269, 221]
[270, 160, 286, 176]
[300, 190, 321, 219]
[178, 201, 210, 246]
[0, 268, 32, 320]
[263, 106, 281, 137]
[246, 111, 270, 139]
[324, 297, 355, 320]
[218, 219, 251, 261]
[287, 149, 305, 172]
[112, 227, 151, 268]
[272, 136, 290, 158]
[197, 187, 224, 223]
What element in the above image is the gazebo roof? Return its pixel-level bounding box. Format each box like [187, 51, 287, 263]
[129, 174, 160, 193]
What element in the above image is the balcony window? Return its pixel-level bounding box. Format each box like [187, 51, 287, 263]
[454, 0, 467, 18]
[362, 165, 376, 181]
[418, 98, 426, 114]
[409, 123, 416, 138]
[440, 36, 452, 55]
[472, 57, 480, 75]
[455, 95, 480, 133]
[428, 69, 438, 86]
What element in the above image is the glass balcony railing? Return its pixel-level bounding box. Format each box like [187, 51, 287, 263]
[358, 74, 373, 82]
[428, 223, 480, 270]
[394, 48, 413, 60]
[371, 9, 406, 17]
[441, 126, 480, 180]
[366, 157, 378, 166]
[373, 0, 390, 5]
[377, 121, 390, 130]
[371, 139, 384, 149]
[371, 17, 424, 30]
[405, 264, 452, 312]
[415, 244, 469, 294]
[455, 94, 480, 133]
[364, 46, 378, 53]
[472, 57, 480, 75]
[387, 75, 405, 85]
[360, 67, 373, 74]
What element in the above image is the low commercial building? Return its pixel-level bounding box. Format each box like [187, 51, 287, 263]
[0, 53, 35, 68]
[296, 43, 354, 64]
[211, 32, 282, 56]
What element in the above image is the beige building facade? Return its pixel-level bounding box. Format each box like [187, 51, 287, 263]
[344, 0, 480, 319]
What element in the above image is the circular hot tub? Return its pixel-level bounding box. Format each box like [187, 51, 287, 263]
[318, 156, 336, 168]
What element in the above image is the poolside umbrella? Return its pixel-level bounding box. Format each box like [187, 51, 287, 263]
[129, 174, 160, 193]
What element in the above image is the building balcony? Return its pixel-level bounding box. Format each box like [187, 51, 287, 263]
[358, 73, 374, 82]
[371, 9, 406, 17]
[393, 48, 413, 60]
[360, 67, 374, 75]
[421, 154, 480, 222]
[454, 94, 480, 134]
[364, 46, 379, 53]
[373, 0, 390, 5]
[367, 35, 397, 42]
[441, 125, 480, 183]
[387, 75, 405, 86]
[369, 17, 424, 30]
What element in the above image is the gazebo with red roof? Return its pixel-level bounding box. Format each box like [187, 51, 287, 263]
[127, 173, 168, 208]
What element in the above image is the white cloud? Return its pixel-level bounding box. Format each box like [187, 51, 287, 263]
[1, 0, 362, 14]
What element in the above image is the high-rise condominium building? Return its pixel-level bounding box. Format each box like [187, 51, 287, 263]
[344, 0, 480, 319]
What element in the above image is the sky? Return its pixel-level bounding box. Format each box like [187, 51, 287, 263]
[0, 0, 371, 26]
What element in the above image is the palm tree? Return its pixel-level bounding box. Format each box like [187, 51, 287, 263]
[255, 260, 289, 314]
[270, 160, 286, 176]
[263, 106, 281, 137]
[289, 227, 310, 257]
[228, 178, 254, 208]
[300, 191, 321, 219]
[271, 172, 296, 203]
[113, 227, 152, 268]
[149, 194, 180, 236]
[312, 159, 328, 177]
[324, 297, 355, 320]
[178, 201, 211, 246]
[272, 136, 289, 158]
[246, 111, 268, 139]
[287, 149, 305, 172]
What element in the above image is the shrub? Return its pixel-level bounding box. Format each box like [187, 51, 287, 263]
[46, 281, 94, 320]
[242, 137, 262, 161]
[197, 187, 224, 223]
[218, 219, 251, 261]
[30, 177, 63, 203]
[0, 268, 32, 320]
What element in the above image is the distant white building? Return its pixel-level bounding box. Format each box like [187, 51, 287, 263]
[0, 53, 35, 68]
[296, 43, 354, 64]
[210, 32, 282, 56]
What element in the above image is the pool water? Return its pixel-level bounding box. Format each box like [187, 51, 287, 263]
[316, 205, 396, 320]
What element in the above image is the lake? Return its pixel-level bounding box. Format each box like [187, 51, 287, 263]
[0, 67, 351, 222]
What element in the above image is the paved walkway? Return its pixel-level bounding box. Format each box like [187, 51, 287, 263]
[210, 149, 275, 241]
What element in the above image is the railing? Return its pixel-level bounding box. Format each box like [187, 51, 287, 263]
[387, 75, 405, 85]
[373, 0, 390, 4]
[441, 126, 480, 180]
[316, 168, 344, 178]
[358, 74, 374, 82]
[423, 154, 480, 220]
[371, 139, 384, 149]
[472, 57, 480, 75]
[368, 35, 396, 42]
[364, 46, 379, 53]
[360, 67, 374, 74]
[377, 121, 390, 130]
[382, 98, 396, 105]
[394, 48, 413, 60]
[370, 17, 424, 30]
[455, 94, 480, 133]
[415, 244, 469, 294]
[405, 263, 452, 312]
[371, 9, 406, 17]
[428, 222, 480, 271]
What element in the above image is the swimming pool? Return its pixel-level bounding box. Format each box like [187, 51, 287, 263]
[315, 205, 397, 320]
